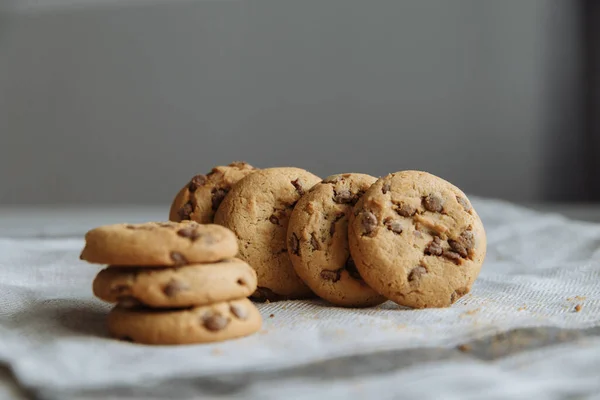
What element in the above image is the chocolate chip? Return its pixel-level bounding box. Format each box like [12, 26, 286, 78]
[289, 233, 300, 255]
[117, 296, 143, 308]
[424, 237, 443, 256]
[170, 251, 188, 266]
[329, 212, 345, 237]
[178, 201, 194, 220]
[352, 190, 365, 205]
[188, 174, 207, 192]
[361, 211, 378, 235]
[211, 188, 228, 210]
[395, 202, 416, 217]
[408, 266, 427, 282]
[230, 304, 249, 320]
[269, 215, 280, 225]
[333, 189, 353, 204]
[320, 269, 342, 282]
[177, 227, 201, 241]
[291, 179, 304, 195]
[448, 239, 468, 258]
[310, 233, 321, 251]
[382, 183, 391, 194]
[251, 287, 290, 302]
[450, 287, 469, 304]
[120, 336, 134, 342]
[423, 194, 444, 213]
[460, 231, 475, 250]
[384, 217, 403, 234]
[163, 280, 189, 297]
[457, 196, 472, 212]
[202, 312, 230, 331]
[345, 257, 362, 280]
[442, 250, 462, 264]
[448, 230, 475, 258]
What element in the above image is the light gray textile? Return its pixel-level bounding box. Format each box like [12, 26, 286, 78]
[0, 200, 599, 399]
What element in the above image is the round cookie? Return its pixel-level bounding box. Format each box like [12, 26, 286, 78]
[169, 161, 257, 224]
[107, 298, 262, 345]
[93, 258, 257, 308]
[214, 167, 321, 300]
[348, 170, 486, 309]
[287, 173, 386, 307]
[80, 221, 238, 266]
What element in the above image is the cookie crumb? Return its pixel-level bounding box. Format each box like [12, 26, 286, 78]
[462, 308, 480, 317]
[517, 306, 527, 311]
[457, 344, 471, 352]
[211, 348, 223, 355]
[574, 304, 582, 312]
[269, 314, 275, 318]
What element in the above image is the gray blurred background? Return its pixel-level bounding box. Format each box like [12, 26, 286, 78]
[0, 0, 596, 205]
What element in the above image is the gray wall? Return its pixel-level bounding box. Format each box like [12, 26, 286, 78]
[0, 0, 585, 205]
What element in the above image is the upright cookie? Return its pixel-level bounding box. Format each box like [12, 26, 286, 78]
[93, 258, 257, 308]
[287, 173, 386, 307]
[214, 167, 321, 300]
[348, 171, 486, 309]
[80, 221, 238, 266]
[169, 162, 257, 224]
[107, 298, 262, 345]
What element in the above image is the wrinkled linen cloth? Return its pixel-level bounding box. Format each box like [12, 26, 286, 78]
[0, 200, 599, 400]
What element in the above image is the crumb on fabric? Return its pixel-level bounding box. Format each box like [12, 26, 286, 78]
[462, 308, 480, 316]
[518, 306, 527, 311]
[269, 314, 275, 318]
[211, 348, 222, 356]
[457, 344, 471, 352]
[575, 304, 582, 312]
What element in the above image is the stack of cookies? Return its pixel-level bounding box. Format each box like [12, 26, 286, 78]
[80, 221, 262, 345]
[171, 164, 487, 310]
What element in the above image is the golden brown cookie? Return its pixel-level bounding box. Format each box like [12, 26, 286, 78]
[107, 298, 262, 345]
[93, 258, 257, 308]
[214, 167, 321, 300]
[169, 162, 257, 224]
[348, 170, 486, 309]
[80, 221, 238, 266]
[287, 173, 386, 307]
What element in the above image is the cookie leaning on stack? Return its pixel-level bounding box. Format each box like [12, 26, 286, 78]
[80, 221, 262, 345]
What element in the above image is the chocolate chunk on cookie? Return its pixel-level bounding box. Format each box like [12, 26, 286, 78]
[107, 298, 262, 345]
[348, 170, 486, 309]
[214, 167, 321, 300]
[80, 221, 238, 266]
[169, 162, 257, 224]
[93, 258, 257, 308]
[287, 173, 386, 307]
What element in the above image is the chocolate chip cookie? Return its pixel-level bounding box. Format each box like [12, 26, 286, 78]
[348, 170, 486, 308]
[80, 221, 238, 266]
[107, 298, 262, 345]
[287, 173, 386, 307]
[93, 258, 257, 308]
[214, 167, 321, 300]
[169, 162, 257, 224]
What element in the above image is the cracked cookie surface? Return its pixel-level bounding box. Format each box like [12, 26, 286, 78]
[287, 173, 386, 307]
[214, 167, 321, 300]
[107, 298, 262, 345]
[348, 170, 486, 308]
[169, 161, 257, 224]
[93, 258, 257, 308]
[80, 221, 238, 266]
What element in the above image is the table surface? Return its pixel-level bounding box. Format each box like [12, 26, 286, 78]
[1, 203, 599, 399]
